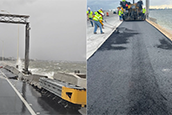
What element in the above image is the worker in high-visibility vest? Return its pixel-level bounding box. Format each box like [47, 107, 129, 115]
[98, 8, 104, 28]
[138, 0, 143, 10]
[98, 8, 103, 14]
[93, 11, 104, 34]
[128, 4, 131, 9]
[87, 7, 93, 27]
[118, 7, 122, 21]
[142, 7, 146, 14]
[142, 7, 146, 17]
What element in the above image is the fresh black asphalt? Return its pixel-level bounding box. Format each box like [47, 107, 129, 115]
[87, 21, 172, 115]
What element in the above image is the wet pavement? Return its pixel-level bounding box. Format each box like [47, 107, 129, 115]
[0, 73, 30, 115]
[87, 21, 172, 115]
[0, 68, 82, 115]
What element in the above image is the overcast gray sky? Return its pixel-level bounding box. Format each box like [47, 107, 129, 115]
[0, 0, 86, 61]
[87, 0, 172, 11]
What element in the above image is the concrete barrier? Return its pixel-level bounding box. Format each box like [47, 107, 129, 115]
[53, 72, 86, 88]
[75, 73, 86, 78]
[1, 68, 18, 79]
[4, 65, 20, 75]
[3, 65, 47, 88]
[3, 65, 86, 89]
[22, 74, 47, 88]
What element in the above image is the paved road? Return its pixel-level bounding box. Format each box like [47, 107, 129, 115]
[87, 21, 172, 115]
[0, 72, 31, 115]
[0, 68, 81, 115]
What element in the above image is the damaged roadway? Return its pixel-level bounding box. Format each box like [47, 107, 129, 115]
[0, 68, 82, 115]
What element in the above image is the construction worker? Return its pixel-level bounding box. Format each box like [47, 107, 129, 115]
[87, 7, 93, 27]
[98, 8, 103, 14]
[94, 11, 97, 16]
[142, 7, 146, 14]
[118, 7, 122, 21]
[125, 3, 128, 8]
[137, 0, 143, 10]
[121, 0, 127, 9]
[93, 11, 104, 34]
[142, 7, 146, 17]
[98, 8, 104, 28]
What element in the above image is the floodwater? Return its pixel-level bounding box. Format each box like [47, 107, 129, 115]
[2, 59, 86, 78]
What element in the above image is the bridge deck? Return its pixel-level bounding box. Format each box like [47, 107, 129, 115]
[0, 69, 81, 115]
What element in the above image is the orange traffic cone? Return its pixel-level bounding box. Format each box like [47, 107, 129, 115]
[106, 12, 109, 17]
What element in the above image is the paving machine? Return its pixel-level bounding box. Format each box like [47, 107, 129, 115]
[120, 0, 146, 21]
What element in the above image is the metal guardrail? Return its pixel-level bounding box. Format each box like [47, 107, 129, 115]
[39, 78, 62, 97]
[39, 78, 85, 98]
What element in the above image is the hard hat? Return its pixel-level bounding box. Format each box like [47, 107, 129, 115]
[88, 7, 90, 10]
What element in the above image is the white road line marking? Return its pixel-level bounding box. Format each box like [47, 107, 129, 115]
[36, 112, 40, 114]
[0, 70, 37, 115]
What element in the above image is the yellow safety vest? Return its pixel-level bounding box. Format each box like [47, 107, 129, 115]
[87, 10, 93, 18]
[94, 11, 98, 15]
[142, 8, 146, 14]
[119, 10, 122, 16]
[121, 8, 124, 14]
[100, 16, 103, 21]
[93, 13, 102, 21]
[128, 5, 131, 9]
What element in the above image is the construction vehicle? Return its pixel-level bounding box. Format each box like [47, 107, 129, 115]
[120, 0, 146, 21]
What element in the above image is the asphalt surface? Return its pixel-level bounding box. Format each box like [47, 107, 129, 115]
[0, 68, 82, 115]
[87, 21, 172, 115]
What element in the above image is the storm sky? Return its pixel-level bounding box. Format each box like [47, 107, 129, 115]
[0, 0, 86, 61]
[87, 0, 172, 11]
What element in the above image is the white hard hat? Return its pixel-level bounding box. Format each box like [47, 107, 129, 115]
[88, 7, 90, 10]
